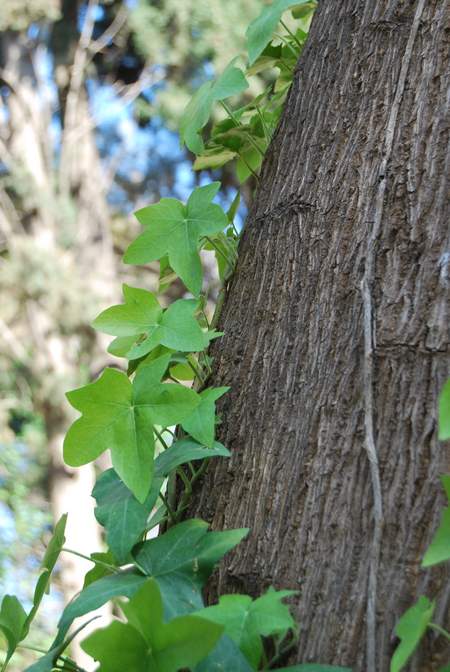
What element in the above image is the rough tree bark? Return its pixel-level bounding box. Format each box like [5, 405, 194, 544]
[191, 1, 449, 670]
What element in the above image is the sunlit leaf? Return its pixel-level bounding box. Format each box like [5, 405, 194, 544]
[390, 596, 435, 672]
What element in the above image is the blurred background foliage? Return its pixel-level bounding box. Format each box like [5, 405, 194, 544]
[0, 0, 273, 667]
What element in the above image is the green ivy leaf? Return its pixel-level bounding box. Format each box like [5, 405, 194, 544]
[64, 354, 200, 502]
[422, 475, 450, 567]
[133, 520, 249, 619]
[0, 595, 27, 667]
[246, 0, 311, 65]
[82, 580, 222, 672]
[22, 514, 67, 638]
[276, 667, 352, 671]
[25, 618, 98, 672]
[83, 552, 117, 588]
[181, 387, 229, 447]
[179, 61, 248, 154]
[194, 148, 238, 171]
[94, 286, 213, 360]
[195, 634, 255, 671]
[124, 183, 228, 296]
[93, 469, 163, 564]
[390, 596, 435, 672]
[198, 589, 296, 668]
[154, 437, 230, 477]
[439, 379, 450, 440]
[82, 621, 149, 672]
[53, 572, 147, 648]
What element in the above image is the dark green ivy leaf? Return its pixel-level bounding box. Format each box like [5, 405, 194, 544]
[93, 469, 163, 564]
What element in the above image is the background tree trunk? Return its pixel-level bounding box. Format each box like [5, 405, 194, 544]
[191, 1, 449, 669]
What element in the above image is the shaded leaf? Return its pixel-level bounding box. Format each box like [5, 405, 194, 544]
[93, 469, 163, 563]
[154, 437, 230, 477]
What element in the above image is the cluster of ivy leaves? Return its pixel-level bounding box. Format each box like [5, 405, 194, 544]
[1, 1, 449, 671]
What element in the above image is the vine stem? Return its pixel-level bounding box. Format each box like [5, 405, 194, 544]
[279, 19, 303, 49]
[360, 0, 425, 669]
[429, 623, 450, 642]
[219, 100, 265, 159]
[154, 426, 170, 450]
[61, 548, 118, 573]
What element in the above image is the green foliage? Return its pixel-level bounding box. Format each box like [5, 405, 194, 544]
[390, 597, 435, 672]
[64, 355, 199, 502]
[124, 183, 228, 296]
[83, 580, 223, 672]
[94, 286, 216, 360]
[198, 589, 296, 668]
[93, 470, 163, 564]
[7, 2, 448, 671]
[422, 475, 450, 567]
[438, 379, 450, 440]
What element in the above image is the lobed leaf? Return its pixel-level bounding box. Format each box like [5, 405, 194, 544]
[390, 596, 435, 672]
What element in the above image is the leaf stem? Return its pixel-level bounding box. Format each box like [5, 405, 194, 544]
[429, 622, 450, 642]
[159, 491, 177, 525]
[154, 426, 170, 450]
[219, 100, 265, 158]
[61, 548, 118, 573]
[280, 19, 303, 49]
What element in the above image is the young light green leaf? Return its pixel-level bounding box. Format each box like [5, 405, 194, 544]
[94, 286, 212, 360]
[179, 61, 248, 154]
[246, 0, 311, 65]
[439, 379, 450, 440]
[198, 589, 296, 668]
[181, 387, 229, 447]
[52, 571, 147, 648]
[0, 595, 27, 667]
[93, 469, 163, 564]
[422, 475, 450, 567]
[64, 354, 200, 502]
[132, 520, 248, 619]
[124, 183, 228, 296]
[22, 514, 67, 638]
[154, 437, 230, 477]
[390, 596, 435, 672]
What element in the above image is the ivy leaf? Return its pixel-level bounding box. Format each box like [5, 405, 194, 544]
[24, 618, 98, 672]
[246, 0, 310, 65]
[181, 387, 229, 447]
[422, 475, 450, 567]
[276, 667, 352, 671]
[390, 596, 435, 672]
[83, 552, 117, 588]
[133, 520, 249, 619]
[195, 634, 255, 672]
[82, 621, 148, 672]
[439, 379, 450, 440]
[94, 286, 212, 360]
[179, 61, 248, 155]
[53, 572, 147, 648]
[124, 183, 228, 296]
[0, 595, 27, 667]
[154, 437, 230, 477]
[93, 469, 163, 564]
[22, 514, 67, 638]
[82, 580, 222, 672]
[198, 589, 296, 668]
[64, 354, 200, 502]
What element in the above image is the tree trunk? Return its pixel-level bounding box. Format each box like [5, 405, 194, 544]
[191, 1, 450, 670]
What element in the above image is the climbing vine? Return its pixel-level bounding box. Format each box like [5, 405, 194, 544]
[0, 2, 448, 671]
